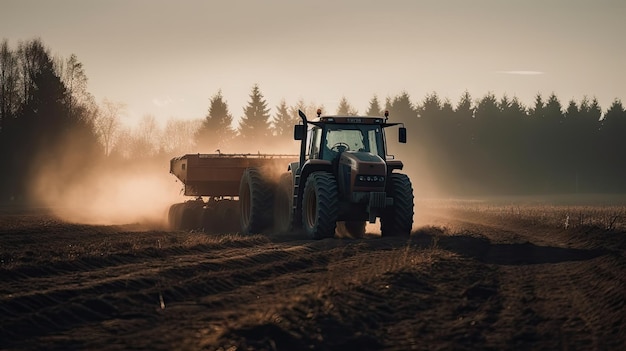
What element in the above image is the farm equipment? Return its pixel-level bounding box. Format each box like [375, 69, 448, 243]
[168, 154, 297, 232]
[168, 109, 414, 238]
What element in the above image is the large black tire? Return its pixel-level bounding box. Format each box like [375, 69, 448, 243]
[168, 202, 202, 231]
[239, 167, 274, 234]
[380, 173, 414, 238]
[200, 199, 240, 233]
[167, 203, 183, 230]
[215, 199, 240, 233]
[302, 172, 339, 239]
[180, 204, 201, 230]
[337, 221, 366, 238]
[274, 172, 294, 233]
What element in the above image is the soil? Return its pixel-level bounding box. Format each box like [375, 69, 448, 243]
[0, 205, 624, 350]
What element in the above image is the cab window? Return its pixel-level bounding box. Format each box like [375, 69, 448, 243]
[308, 127, 322, 159]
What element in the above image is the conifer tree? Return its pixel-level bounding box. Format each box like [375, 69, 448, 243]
[336, 96, 357, 116]
[272, 99, 298, 139]
[387, 91, 416, 126]
[365, 95, 383, 116]
[196, 90, 235, 152]
[238, 84, 271, 140]
[529, 93, 545, 120]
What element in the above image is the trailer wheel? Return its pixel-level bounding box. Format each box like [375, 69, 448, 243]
[215, 199, 240, 233]
[180, 204, 201, 230]
[302, 172, 338, 239]
[239, 167, 273, 234]
[167, 203, 183, 230]
[380, 173, 414, 237]
[274, 172, 294, 233]
[169, 202, 202, 231]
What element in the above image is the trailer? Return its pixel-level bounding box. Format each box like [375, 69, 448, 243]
[168, 153, 298, 232]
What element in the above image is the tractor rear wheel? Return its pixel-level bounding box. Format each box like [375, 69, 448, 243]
[380, 173, 414, 238]
[239, 167, 274, 234]
[302, 172, 338, 239]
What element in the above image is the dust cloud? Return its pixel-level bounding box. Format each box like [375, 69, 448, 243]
[36, 169, 181, 227]
[30, 144, 183, 227]
[391, 138, 450, 232]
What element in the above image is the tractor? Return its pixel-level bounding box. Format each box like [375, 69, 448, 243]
[241, 109, 414, 238]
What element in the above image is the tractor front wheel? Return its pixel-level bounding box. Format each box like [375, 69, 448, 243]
[302, 172, 339, 239]
[380, 173, 414, 238]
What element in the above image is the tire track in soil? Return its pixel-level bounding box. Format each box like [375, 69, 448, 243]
[1, 223, 455, 350]
[0, 228, 388, 349]
[490, 255, 626, 350]
[1, 210, 625, 350]
[426, 209, 626, 350]
[209, 247, 502, 351]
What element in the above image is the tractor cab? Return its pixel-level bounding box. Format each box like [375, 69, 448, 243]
[295, 110, 407, 165]
[308, 122, 386, 162]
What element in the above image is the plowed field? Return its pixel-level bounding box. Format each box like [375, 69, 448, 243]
[1, 203, 625, 350]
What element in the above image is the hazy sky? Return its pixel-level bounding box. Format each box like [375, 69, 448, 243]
[2, 0, 625, 126]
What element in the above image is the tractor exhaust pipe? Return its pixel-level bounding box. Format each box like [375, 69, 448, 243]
[296, 109, 308, 174]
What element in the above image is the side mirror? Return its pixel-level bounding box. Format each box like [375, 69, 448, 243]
[399, 127, 407, 143]
[294, 124, 305, 140]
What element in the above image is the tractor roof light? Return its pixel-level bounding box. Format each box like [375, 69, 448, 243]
[317, 108, 322, 117]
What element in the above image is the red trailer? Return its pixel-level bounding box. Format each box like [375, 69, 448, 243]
[168, 153, 297, 231]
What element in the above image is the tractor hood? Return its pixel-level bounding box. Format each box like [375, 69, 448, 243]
[337, 151, 387, 194]
[339, 151, 386, 175]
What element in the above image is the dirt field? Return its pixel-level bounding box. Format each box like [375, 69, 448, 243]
[1, 202, 625, 350]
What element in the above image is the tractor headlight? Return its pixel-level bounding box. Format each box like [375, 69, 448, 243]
[355, 174, 386, 186]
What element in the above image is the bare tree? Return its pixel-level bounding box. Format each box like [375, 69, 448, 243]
[1, 40, 20, 130]
[60, 54, 92, 122]
[290, 98, 324, 120]
[161, 118, 201, 155]
[109, 127, 132, 160]
[16, 39, 50, 106]
[96, 98, 125, 156]
[131, 114, 160, 157]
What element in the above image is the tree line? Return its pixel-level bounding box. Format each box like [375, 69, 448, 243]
[1, 38, 625, 202]
[383, 92, 626, 195]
